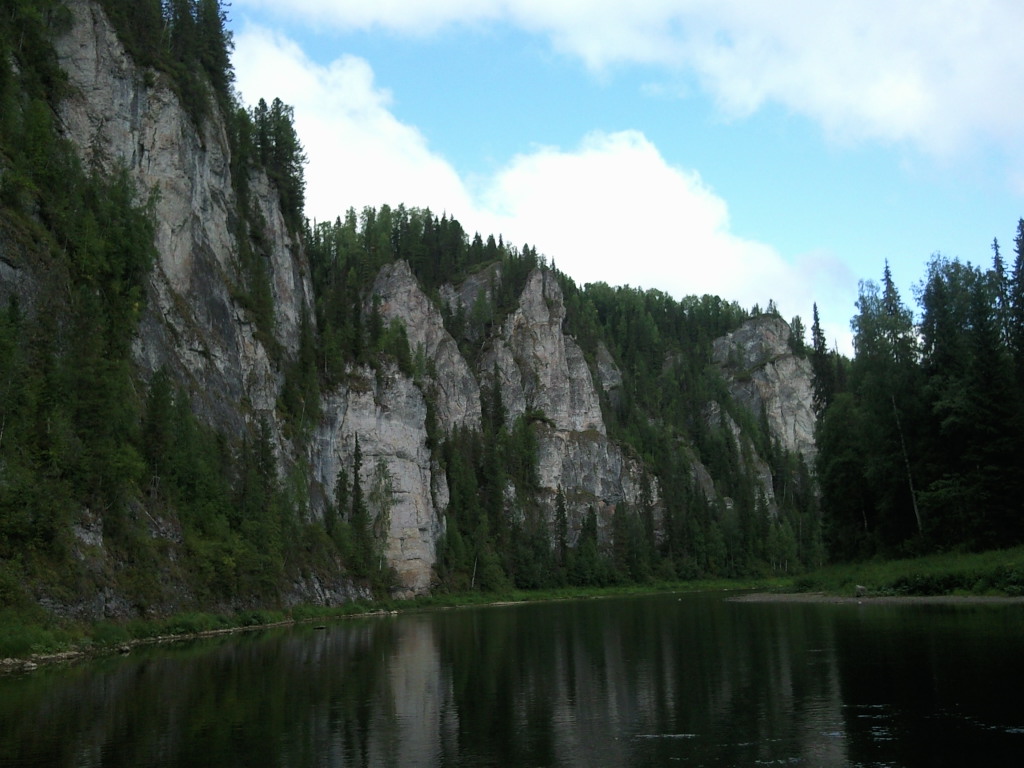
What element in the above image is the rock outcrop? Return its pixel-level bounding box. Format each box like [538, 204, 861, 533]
[55, 0, 312, 438]
[1, 1, 819, 612]
[372, 261, 481, 432]
[484, 270, 604, 434]
[311, 367, 446, 597]
[481, 270, 648, 530]
[712, 315, 817, 462]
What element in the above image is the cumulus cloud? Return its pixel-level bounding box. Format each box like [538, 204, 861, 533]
[233, 25, 854, 350]
[479, 131, 797, 304]
[478, 128, 859, 350]
[235, 0, 1024, 157]
[232, 26, 472, 222]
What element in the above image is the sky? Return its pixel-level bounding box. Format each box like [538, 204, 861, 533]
[226, 1, 1024, 355]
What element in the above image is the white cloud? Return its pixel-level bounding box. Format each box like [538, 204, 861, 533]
[233, 25, 854, 349]
[234, 0, 1024, 157]
[235, 0, 502, 36]
[479, 128, 859, 351]
[480, 131, 795, 302]
[232, 26, 473, 222]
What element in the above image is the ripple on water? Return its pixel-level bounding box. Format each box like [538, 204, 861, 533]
[633, 733, 699, 740]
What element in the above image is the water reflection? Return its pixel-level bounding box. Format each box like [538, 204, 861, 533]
[2, 594, 1023, 767]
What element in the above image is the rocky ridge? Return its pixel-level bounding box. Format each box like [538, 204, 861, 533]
[0, 0, 818, 613]
[713, 315, 817, 462]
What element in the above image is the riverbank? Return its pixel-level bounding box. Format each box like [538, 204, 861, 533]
[731, 591, 1024, 605]
[6, 545, 1024, 672]
[0, 579, 774, 673]
[783, 545, 1024, 599]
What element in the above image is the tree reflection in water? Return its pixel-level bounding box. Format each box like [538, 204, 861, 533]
[2, 594, 1023, 767]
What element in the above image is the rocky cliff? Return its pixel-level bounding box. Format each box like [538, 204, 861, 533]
[55, 0, 309, 438]
[481, 270, 647, 528]
[0, 1, 819, 615]
[713, 315, 817, 462]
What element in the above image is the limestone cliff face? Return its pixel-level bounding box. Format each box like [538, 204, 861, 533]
[55, 0, 310, 437]
[712, 316, 817, 462]
[481, 270, 648, 530]
[362, 263, 649, 585]
[373, 261, 481, 432]
[22, 2, 817, 607]
[484, 270, 604, 433]
[47, 0, 330, 609]
[311, 366, 446, 597]
[703, 400, 778, 512]
[50, 1, 450, 601]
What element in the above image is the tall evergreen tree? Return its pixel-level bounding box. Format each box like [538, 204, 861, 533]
[810, 303, 835, 415]
[196, 0, 233, 99]
[846, 264, 922, 549]
[1009, 219, 1024, 383]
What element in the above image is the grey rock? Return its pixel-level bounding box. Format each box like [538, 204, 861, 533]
[311, 364, 445, 597]
[712, 315, 817, 462]
[373, 261, 481, 432]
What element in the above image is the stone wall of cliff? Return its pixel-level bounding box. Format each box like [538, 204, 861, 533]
[0, 1, 820, 614]
[712, 315, 817, 463]
[56, 0, 309, 438]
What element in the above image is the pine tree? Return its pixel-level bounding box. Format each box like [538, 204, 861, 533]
[555, 486, 568, 567]
[196, 0, 233, 98]
[1009, 219, 1024, 383]
[809, 303, 835, 415]
[846, 264, 923, 549]
[349, 436, 372, 575]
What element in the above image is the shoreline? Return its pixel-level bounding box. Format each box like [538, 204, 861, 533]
[0, 609, 400, 676]
[729, 591, 1024, 606]
[8, 587, 1024, 675]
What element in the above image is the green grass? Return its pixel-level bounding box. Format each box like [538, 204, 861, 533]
[787, 546, 1024, 597]
[0, 608, 79, 658]
[6, 554, 1022, 663]
[2, 577, 786, 661]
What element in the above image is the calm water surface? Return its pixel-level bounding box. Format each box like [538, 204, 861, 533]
[2, 592, 1024, 767]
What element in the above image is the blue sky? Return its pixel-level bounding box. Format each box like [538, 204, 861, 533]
[227, 1, 1024, 355]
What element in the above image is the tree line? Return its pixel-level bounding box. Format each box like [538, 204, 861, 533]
[98, 0, 233, 121]
[304, 203, 822, 589]
[3, 1, 822, 612]
[814, 225, 1024, 560]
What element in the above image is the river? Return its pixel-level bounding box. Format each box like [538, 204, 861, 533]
[2, 591, 1023, 767]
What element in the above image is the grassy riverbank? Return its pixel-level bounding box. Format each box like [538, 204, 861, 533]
[1, 577, 781, 662]
[5, 550, 1024, 664]
[785, 545, 1024, 598]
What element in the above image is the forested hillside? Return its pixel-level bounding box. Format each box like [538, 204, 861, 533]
[0, 0, 324, 614]
[11, 1, 1019, 630]
[814, 241, 1024, 560]
[0, 1, 827, 623]
[303, 210, 821, 591]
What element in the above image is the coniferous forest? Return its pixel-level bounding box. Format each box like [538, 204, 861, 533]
[814, 244, 1024, 560]
[1, 1, 1024, 630]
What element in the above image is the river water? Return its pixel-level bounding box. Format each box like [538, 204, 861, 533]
[2, 591, 1023, 767]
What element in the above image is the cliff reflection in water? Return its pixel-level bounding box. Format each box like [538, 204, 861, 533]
[3, 593, 1024, 767]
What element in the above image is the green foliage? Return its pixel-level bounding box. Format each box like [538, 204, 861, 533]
[815, 236, 1024, 562]
[303, 204, 819, 590]
[279, 306, 321, 432]
[97, 0, 234, 124]
[0, 79, 158, 565]
[1, 0, 839, 621]
[809, 303, 842, 415]
[330, 437, 396, 592]
[0, 1, 70, 108]
[0, 608, 74, 657]
[790, 546, 1024, 598]
[249, 97, 307, 231]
